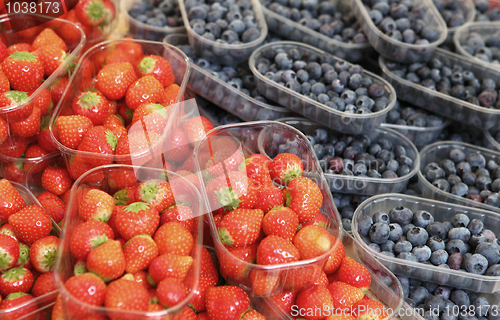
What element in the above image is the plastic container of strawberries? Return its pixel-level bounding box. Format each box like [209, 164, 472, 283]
[22, 152, 65, 196]
[48, 38, 191, 181]
[251, 232, 404, 320]
[53, 164, 204, 319]
[0, 151, 60, 185]
[193, 121, 343, 297]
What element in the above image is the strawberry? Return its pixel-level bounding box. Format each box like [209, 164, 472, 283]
[64, 273, 106, 318]
[75, 0, 106, 26]
[205, 286, 250, 320]
[148, 253, 193, 284]
[51, 294, 64, 320]
[0, 293, 37, 320]
[0, 41, 7, 62]
[77, 126, 118, 166]
[87, 239, 126, 282]
[123, 234, 159, 273]
[198, 246, 219, 281]
[0, 69, 9, 94]
[249, 268, 280, 296]
[113, 186, 137, 206]
[206, 171, 257, 212]
[115, 202, 160, 241]
[257, 235, 300, 265]
[30, 88, 52, 116]
[8, 205, 51, 245]
[204, 145, 244, 177]
[284, 176, 323, 224]
[241, 310, 266, 320]
[41, 166, 73, 195]
[0, 179, 26, 223]
[33, 46, 67, 77]
[31, 271, 57, 297]
[351, 299, 387, 320]
[160, 205, 194, 233]
[116, 39, 144, 62]
[175, 307, 197, 320]
[0, 234, 19, 271]
[0, 223, 18, 240]
[262, 206, 299, 242]
[135, 179, 175, 213]
[254, 184, 286, 213]
[78, 188, 115, 222]
[324, 241, 345, 275]
[97, 62, 138, 100]
[72, 91, 110, 126]
[326, 314, 357, 320]
[107, 168, 136, 191]
[49, 76, 70, 104]
[163, 127, 190, 163]
[328, 281, 364, 309]
[337, 257, 371, 294]
[185, 272, 217, 312]
[296, 284, 334, 320]
[55, 115, 93, 149]
[245, 154, 272, 187]
[32, 28, 67, 50]
[131, 102, 169, 135]
[2, 51, 44, 91]
[14, 242, 31, 269]
[0, 90, 33, 121]
[282, 263, 324, 292]
[182, 116, 214, 148]
[7, 44, 33, 55]
[0, 267, 34, 296]
[293, 225, 333, 260]
[104, 278, 149, 319]
[156, 277, 188, 308]
[3, 161, 24, 184]
[102, 0, 116, 25]
[36, 191, 66, 223]
[198, 312, 210, 320]
[0, 136, 29, 157]
[138, 55, 175, 87]
[0, 115, 7, 145]
[9, 105, 41, 138]
[103, 114, 125, 130]
[70, 219, 114, 262]
[218, 208, 264, 247]
[23, 144, 50, 172]
[270, 153, 304, 186]
[270, 290, 298, 316]
[74, 260, 88, 276]
[29, 235, 58, 273]
[125, 75, 164, 110]
[160, 83, 182, 106]
[154, 221, 193, 255]
[219, 243, 257, 280]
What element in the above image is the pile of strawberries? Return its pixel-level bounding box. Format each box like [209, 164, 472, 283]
[0, 179, 59, 320]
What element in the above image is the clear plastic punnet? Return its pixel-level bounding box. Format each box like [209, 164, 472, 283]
[380, 120, 450, 148]
[454, 21, 500, 70]
[483, 129, 500, 151]
[445, 0, 476, 44]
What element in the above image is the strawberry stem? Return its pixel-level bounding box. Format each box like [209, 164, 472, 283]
[214, 187, 241, 211]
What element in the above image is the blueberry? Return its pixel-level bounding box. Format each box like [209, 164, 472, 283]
[221, 30, 239, 43]
[407, 227, 429, 246]
[358, 215, 373, 236]
[427, 236, 445, 251]
[450, 290, 471, 307]
[425, 295, 446, 313]
[467, 153, 487, 171]
[448, 227, 471, 243]
[485, 193, 500, 207]
[427, 222, 447, 239]
[410, 286, 431, 305]
[468, 219, 484, 235]
[398, 251, 418, 262]
[413, 244, 432, 262]
[485, 264, 500, 276]
[241, 27, 261, 43]
[449, 149, 466, 163]
[305, 62, 322, 80]
[448, 252, 463, 270]
[389, 207, 413, 226]
[380, 239, 395, 252]
[421, 26, 441, 42]
[456, 161, 472, 175]
[475, 242, 500, 265]
[412, 210, 434, 228]
[425, 164, 446, 182]
[451, 213, 470, 228]
[446, 239, 468, 256]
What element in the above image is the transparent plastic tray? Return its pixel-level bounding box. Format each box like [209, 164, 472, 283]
[179, 0, 268, 66]
[274, 117, 420, 196]
[249, 41, 396, 135]
[380, 120, 450, 148]
[22, 153, 65, 196]
[353, 193, 500, 292]
[251, 232, 404, 320]
[484, 129, 500, 151]
[454, 21, 500, 70]
[350, 0, 448, 63]
[121, 0, 185, 42]
[380, 48, 500, 131]
[418, 141, 500, 213]
[261, 0, 372, 63]
[0, 151, 59, 184]
[193, 121, 343, 296]
[445, 0, 477, 44]
[53, 165, 204, 319]
[164, 34, 293, 121]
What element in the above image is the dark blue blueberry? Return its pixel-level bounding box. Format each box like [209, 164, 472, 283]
[449, 149, 466, 163]
[451, 213, 470, 228]
[369, 221, 391, 244]
[412, 210, 434, 229]
[413, 244, 432, 262]
[468, 219, 484, 235]
[446, 239, 468, 255]
[407, 227, 429, 246]
[427, 236, 445, 251]
[475, 241, 500, 265]
[358, 215, 373, 236]
[380, 239, 395, 252]
[410, 286, 431, 305]
[485, 193, 500, 207]
[241, 28, 261, 43]
[448, 227, 471, 243]
[389, 206, 413, 226]
[427, 222, 447, 239]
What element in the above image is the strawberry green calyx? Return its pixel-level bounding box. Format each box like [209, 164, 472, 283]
[16, 243, 29, 268]
[218, 228, 235, 246]
[285, 190, 292, 207]
[9, 51, 38, 62]
[2, 267, 26, 281]
[5, 90, 29, 104]
[85, 0, 105, 23]
[78, 92, 103, 109]
[0, 250, 14, 271]
[147, 272, 156, 287]
[113, 189, 131, 206]
[214, 187, 241, 211]
[139, 57, 156, 74]
[105, 129, 118, 151]
[283, 167, 302, 185]
[74, 262, 87, 275]
[6, 292, 28, 300]
[91, 234, 109, 249]
[124, 202, 150, 213]
[137, 182, 161, 203]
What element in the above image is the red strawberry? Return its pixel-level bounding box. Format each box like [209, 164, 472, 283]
[0, 41, 7, 62]
[0, 136, 29, 157]
[113, 186, 137, 206]
[154, 221, 193, 256]
[30, 88, 52, 116]
[195, 246, 219, 282]
[29, 235, 59, 273]
[181, 116, 214, 148]
[41, 166, 73, 195]
[102, 0, 116, 25]
[8, 205, 51, 245]
[249, 268, 280, 296]
[3, 161, 24, 184]
[282, 264, 323, 291]
[206, 171, 257, 212]
[138, 55, 175, 87]
[9, 105, 42, 138]
[55, 115, 93, 149]
[205, 286, 250, 320]
[108, 167, 137, 190]
[78, 188, 115, 222]
[254, 184, 285, 213]
[0, 267, 34, 296]
[23, 144, 50, 172]
[257, 235, 300, 265]
[86, 239, 126, 282]
[104, 278, 149, 319]
[337, 257, 371, 294]
[293, 225, 333, 260]
[97, 62, 138, 100]
[115, 202, 160, 241]
[70, 219, 114, 261]
[245, 154, 272, 187]
[241, 310, 266, 320]
[148, 253, 193, 284]
[74, 260, 88, 276]
[324, 241, 345, 275]
[2, 51, 44, 91]
[131, 102, 169, 135]
[351, 299, 387, 320]
[163, 127, 190, 163]
[0, 90, 33, 121]
[14, 242, 31, 269]
[270, 290, 298, 316]
[49, 76, 70, 104]
[160, 205, 194, 233]
[269, 153, 304, 186]
[328, 281, 364, 309]
[7, 44, 33, 55]
[103, 114, 125, 130]
[116, 39, 144, 62]
[185, 272, 218, 312]
[0, 293, 37, 320]
[218, 208, 264, 247]
[33, 46, 67, 77]
[77, 126, 118, 166]
[0, 115, 7, 144]
[75, 0, 106, 26]
[284, 176, 323, 224]
[0, 69, 9, 94]
[125, 75, 164, 110]
[262, 206, 299, 242]
[0, 224, 18, 240]
[31, 271, 57, 297]
[135, 179, 175, 213]
[72, 91, 110, 126]
[160, 83, 182, 106]
[123, 234, 159, 273]
[64, 273, 106, 318]
[219, 243, 257, 280]
[204, 145, 244, 177]
[32, 28, 67, 51]
[295, 284, 333, 320]
[156, 277, 188, 308]
[36, 191, 66, 223]
[0, 234, 19, 271]
[0, 179, 26, 223]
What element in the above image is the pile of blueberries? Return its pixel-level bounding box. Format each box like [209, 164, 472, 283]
[398, 275, 500, 319]
[333, 193, 369, 231]
[185, 0, 262, 43]
[475, 0, 500, 22]
[361, 0, 442, 44]
[423, 148, 500, 207]
[433, 0, 468, 29]
[386, 100, 446, 128]
[262, 0, 367, 44]
[256, 47, 390, 114]
[197, 98, 243, 125]
[128, 0, 183, 28]
[386, 57, 500, 109]
[461, 32, 500, 65]
[359, 208, 500, 276]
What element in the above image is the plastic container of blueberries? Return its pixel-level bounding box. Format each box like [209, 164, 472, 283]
[445, 0, 477, 44]
[53, 164, 203, 319]
[193, 121, 343, 296]
[121, 0, 186, 42]
[353, 193, 500, 292]
[48, 38, 191, 182]
[274, 117, 420, 195]
[418, 141, 500, 214]
[164, 34, 293, 121]
[453, 21, 500, 70]
[380, 120, 450, 148]
[379, 48, 500, 131]
[178, 0, 268, 66]
[260, 0, 373, 63]
[350, 0, 448, 63]
[249, 41, 397, 135]
[251, 232, 404, 320]
[483, 129, 500, 151]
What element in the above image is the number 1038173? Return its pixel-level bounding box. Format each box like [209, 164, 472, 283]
[444, 304, 499, 317]
[5, 1, 61, 14]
